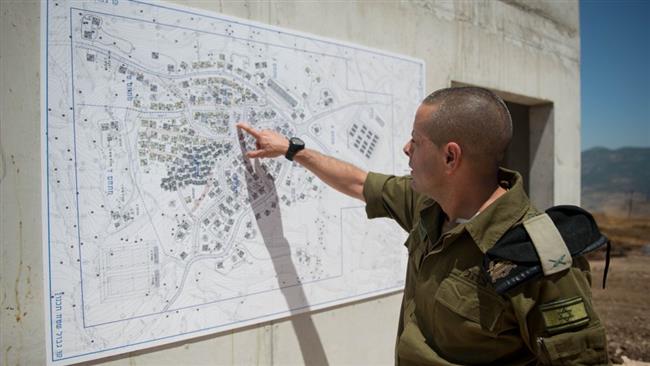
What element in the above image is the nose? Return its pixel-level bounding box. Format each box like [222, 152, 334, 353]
[403, 140, 411, 157]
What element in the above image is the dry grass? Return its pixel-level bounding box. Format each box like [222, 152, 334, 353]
[592, 213, 650, 252]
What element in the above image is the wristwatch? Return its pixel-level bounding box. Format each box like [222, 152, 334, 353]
[285, 137, 305, 161]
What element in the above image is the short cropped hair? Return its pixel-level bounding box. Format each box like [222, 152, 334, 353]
[422, 87, 513, 167]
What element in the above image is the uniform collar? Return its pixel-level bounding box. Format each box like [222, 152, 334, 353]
[418, 168, 531, 253]
[418, 199, 443, 244]
[464, 168, 531, 253]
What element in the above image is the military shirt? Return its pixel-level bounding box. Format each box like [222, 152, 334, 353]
[363, 168, 609, 365]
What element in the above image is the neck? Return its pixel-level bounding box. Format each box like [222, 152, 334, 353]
[439, 176, 507, 224]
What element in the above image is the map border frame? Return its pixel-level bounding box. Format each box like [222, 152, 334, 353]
[41, 0, 426, 364]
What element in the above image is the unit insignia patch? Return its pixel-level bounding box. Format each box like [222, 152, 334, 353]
[487, 260, 517, 283]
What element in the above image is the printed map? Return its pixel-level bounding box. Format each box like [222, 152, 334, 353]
[43, 0, 424, 363]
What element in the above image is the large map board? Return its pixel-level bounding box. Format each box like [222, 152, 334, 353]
[42, 0, 424, 363]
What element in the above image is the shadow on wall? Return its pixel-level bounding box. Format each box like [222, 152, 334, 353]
[238, 130, 330, 366]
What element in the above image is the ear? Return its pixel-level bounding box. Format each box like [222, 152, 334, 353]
[444, 142, 462, 172]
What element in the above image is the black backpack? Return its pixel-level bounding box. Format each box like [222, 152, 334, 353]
[482, 205, 611, 294]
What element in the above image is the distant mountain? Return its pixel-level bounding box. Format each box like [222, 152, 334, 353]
[582, 147, 650, 196]
[581, 147, 650, 217]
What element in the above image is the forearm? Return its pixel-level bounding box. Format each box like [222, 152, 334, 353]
[235, 122, 367, 201]
[293, 148, 367, 202]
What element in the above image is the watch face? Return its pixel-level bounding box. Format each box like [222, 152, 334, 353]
[290, 137, 305, 148]
[285, 137, 305, 161]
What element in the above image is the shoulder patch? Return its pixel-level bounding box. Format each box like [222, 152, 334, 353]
[523, 213, 572, 275]
[539, 296, 590, 334]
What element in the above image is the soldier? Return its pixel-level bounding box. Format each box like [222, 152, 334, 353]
[237, 86, 609, 365]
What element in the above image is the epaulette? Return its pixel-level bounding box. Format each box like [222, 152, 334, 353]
[482, 205, 611, 295]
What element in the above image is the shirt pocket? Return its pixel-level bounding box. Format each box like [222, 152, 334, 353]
[433, 268, 506, 334]
[537, 323, 608, 365]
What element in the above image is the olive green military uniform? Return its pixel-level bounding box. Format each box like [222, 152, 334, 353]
[363, 168, 609, 365]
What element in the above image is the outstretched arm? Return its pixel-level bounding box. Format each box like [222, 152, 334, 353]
[236, 123, 368, 202]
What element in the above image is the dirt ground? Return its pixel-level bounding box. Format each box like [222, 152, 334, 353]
[591, 256, 650, 363]
[588, 214, 650, 364]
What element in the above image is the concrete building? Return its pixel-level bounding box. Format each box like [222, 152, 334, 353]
[1, 0, 581, 364]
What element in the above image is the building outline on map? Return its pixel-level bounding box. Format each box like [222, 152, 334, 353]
[43, 0, 424, 363]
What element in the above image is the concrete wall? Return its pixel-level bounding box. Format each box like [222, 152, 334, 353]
[1, 0, 580, 364]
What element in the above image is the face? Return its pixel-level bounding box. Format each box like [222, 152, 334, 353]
[403, 104, 446, 198]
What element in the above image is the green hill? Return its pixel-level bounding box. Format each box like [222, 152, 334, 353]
[582, 147, 650, 195]
[581, 147, 650, 217]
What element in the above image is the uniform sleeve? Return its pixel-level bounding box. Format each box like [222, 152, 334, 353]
[508, 257, 610, 365]
[363, 172, 419, 232]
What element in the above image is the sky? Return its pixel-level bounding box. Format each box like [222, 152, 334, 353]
[580, 0, 650, 151]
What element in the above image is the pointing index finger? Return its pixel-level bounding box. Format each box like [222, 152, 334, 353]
[236, 122, 261, 139]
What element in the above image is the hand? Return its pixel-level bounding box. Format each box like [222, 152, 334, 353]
[236, 122, 290, 159]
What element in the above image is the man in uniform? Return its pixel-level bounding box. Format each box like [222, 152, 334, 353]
[237, 87, 609, 365]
